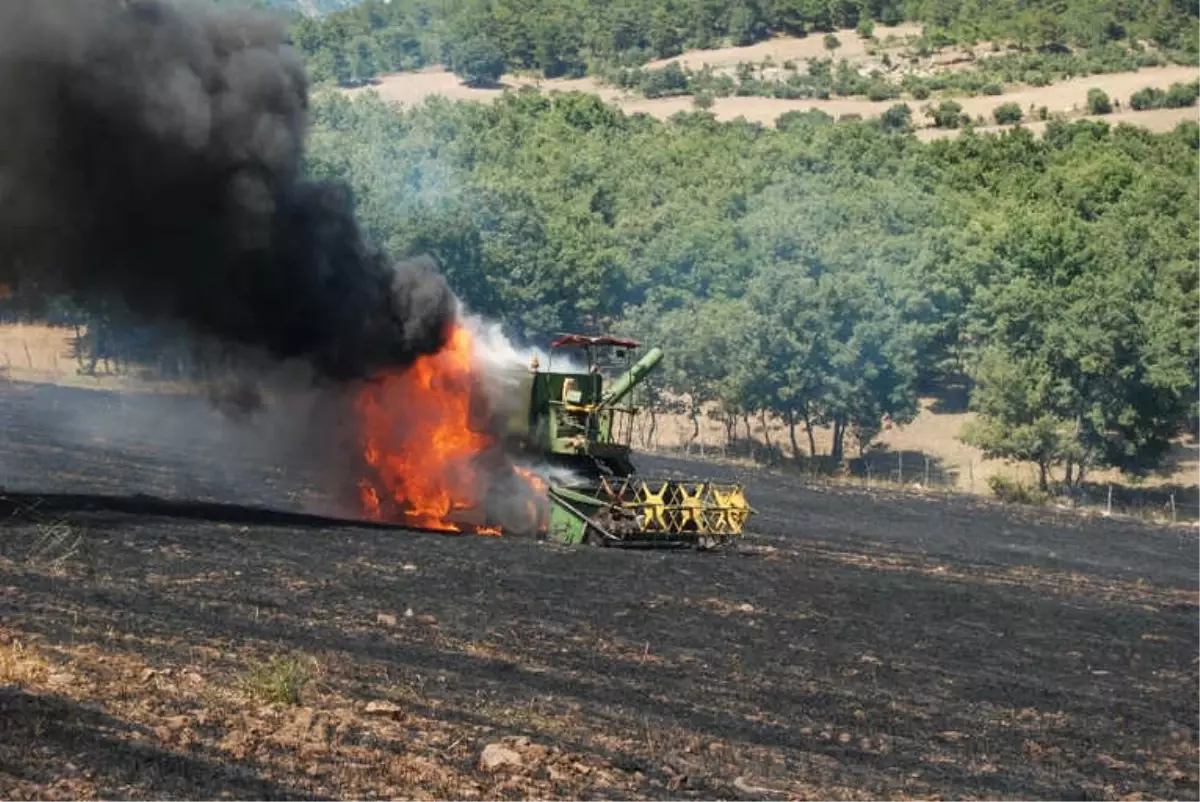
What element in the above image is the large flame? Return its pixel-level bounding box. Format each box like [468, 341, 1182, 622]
[354, 323, 546, 535]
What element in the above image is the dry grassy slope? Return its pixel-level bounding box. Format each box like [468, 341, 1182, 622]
[641, 22, 925, 70]
[0, 323, 191, 394]
[3, 324, 1195, 504]
[347, 27, 1199, 135]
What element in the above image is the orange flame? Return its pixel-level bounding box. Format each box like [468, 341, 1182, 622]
[353, 323, 547, 536]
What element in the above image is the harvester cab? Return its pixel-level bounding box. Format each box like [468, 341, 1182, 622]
[519, 334, 753, 549]
[528, 334, 660, 480]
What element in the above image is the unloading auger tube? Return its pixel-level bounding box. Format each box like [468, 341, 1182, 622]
[525, 335, 754, 549]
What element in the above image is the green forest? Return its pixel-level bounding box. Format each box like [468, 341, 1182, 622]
[282, 0, 1200, 88]
[297, 88, 1198, 489]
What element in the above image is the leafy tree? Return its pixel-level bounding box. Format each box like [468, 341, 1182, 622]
[648, 6, 684, 58]
[729, 1, 767, 46]
[450, 36, 507, 87]
[960, 347, 1075, 490]
[348, 35, 378, 86]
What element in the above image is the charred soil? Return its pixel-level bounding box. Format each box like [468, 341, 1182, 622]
[0, 382, 1196, 800]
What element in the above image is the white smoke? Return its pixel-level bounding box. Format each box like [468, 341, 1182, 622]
[460, 310, 588, 375]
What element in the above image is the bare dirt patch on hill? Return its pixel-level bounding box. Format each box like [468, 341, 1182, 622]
[640, 24, 924, 71]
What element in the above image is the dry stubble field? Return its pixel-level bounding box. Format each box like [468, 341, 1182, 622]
[0, 379, 1196, 800]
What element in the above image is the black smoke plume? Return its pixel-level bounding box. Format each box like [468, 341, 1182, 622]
[0, 0, 455, 381]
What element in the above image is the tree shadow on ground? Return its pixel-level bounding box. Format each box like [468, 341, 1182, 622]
[922, 375, 972, 415]
[0, 687, 313, 800]
[849, 446, 956, 487]
[927, 386, 971, 414]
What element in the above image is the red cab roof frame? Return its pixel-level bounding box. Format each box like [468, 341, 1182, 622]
[549, 333, 641, 350]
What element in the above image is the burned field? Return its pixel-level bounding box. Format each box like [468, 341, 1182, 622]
[0, 381, 1197, 800]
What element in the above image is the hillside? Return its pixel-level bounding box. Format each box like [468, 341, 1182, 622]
[0, 381, 1196, 800]
[25, 44, 1199, 508]
[347, 28, 1198, 135]
[9, 5, 1196, 520]
[293, 0, 1199, 89]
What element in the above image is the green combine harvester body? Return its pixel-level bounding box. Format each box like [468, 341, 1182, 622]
[503, 334, 752, 548]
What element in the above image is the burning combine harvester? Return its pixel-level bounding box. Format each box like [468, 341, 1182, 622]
[354, 329, 752, 549]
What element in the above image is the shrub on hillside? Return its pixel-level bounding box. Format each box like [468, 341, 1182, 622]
[640, 62, 690, 98]
[775, 109, 835, 131]
[988, 475, 1050, 506]
[880, 103, 913, 131]
[926, 99, 968, 128]
[867, 81, 900, 101]
[993, 102, 1023, 124]
[833, 61, 869, 95]
[1130, 86, 1166, 110]
[1165, 80, 1200, 107]
[1087, 87, 1113, 114]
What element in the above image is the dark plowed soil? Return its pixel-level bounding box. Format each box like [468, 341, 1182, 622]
[0, 381, 1196, 800]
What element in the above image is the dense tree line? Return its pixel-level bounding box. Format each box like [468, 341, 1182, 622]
[296, 88, 1197, 487]
[284, 0, 1199, 87]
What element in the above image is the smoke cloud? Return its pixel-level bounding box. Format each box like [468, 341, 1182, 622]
[0, 0, 455, 381]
